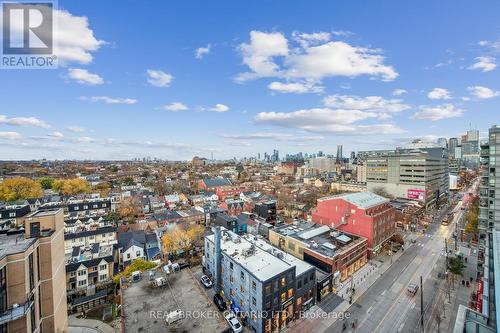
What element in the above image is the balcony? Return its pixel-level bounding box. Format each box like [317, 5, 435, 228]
[0, 292, 34, 325]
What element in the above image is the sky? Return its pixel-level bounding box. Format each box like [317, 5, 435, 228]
[0, 0, 499, 160]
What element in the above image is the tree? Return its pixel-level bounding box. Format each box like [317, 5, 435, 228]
[38, 177, 55, 190]
[186, 224, 205, 246]
[0, 177, 43, 201]
[448, 256, 466, 287]
[61, 179, 91, 195]
[94, 182, 110, 197]
[118, 196, 142, 223]
[122, 177, 135, 186]
[112, 258, 156, 284]
[465, 196, 479, 237]
[162, 226, 191, 255]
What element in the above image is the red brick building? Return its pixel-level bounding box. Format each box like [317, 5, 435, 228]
[312, 192, 396, 255]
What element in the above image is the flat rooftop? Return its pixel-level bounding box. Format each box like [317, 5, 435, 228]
[0, 232, 36, 261]
[29, 209, 61, 217]
[207, 228, 314, 281]
[318, 191, 389, 209]
[273, 221, 364, 258]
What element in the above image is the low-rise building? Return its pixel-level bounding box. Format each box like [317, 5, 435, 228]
[64, 226, 117, 254]
[312, 192, 395, 255]
[204, 227, 316, 333]
[269, 222, 367, 288]
[65, 244, 114, 301]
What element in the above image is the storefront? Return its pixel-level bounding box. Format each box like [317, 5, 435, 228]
[316, 272, 334, 302]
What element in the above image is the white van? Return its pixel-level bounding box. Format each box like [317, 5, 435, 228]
[153, 277, 167, 287]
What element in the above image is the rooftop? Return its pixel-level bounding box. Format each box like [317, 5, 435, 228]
[0, 231, 37, 262]
[207, 228, 314, 281]
[318, 191, 389, 209]
[65, 243, 114, 265]
[273, 221, 365, 258]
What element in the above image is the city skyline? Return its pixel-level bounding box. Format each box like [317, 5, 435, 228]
[1, 0, 499, 160]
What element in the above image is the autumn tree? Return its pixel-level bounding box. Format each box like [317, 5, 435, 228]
[0, 177, 43, 201]
[94, 182, 110, 197]
[118, 196, 142, 223]
[162, 224, 205, 255]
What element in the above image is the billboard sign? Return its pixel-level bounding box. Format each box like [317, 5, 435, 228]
[407, 189, 426, 201]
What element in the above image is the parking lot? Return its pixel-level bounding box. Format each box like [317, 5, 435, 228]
[122, 267, 229, 333]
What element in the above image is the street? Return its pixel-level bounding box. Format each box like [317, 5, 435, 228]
[326, 194, 467, 333]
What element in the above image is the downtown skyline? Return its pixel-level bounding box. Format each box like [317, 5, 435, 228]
[1, 0, 500, 160]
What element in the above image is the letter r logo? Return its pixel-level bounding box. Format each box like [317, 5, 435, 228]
[2, 2, 53, 55]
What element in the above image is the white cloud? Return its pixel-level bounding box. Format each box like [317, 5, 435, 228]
[292, 31, 331, 48]
[67, 126, 85, 132]
[67, 68, 104, 85]
[392, 89, 407, 96]
[48, 131, 64, 138]
[323, 94, 410, 113]
[54, 9, 105, 64]
[146, 69, 173, 87]
[427, 88, 452, 100]
[478, 39, 500, 53]
[0, 115, 50, 128]
[468, 56, 497, 72]
[286, 41, 398, 81]
[412, 104, 464, 121]
[80, 96, 137, 104]
[236, 30, 398, 84]
[163, 102, 188, 112]
[209, 104, 230, 112]
[255, 108, 403, 134]
[236, 31, 289, 82]
[467, 86, 500, 99]
[0, 131, 22, 140]
[220, 132, 324, 142]
[268, 81, 323, 94]
[195, 44, 211, 59]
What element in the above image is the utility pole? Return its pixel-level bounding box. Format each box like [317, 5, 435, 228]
[420, 275, 424, 333]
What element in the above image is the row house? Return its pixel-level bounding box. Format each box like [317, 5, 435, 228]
[64, 226, 118, 254]
[117, 230, 161, 268]
[0, 204, 31, 229]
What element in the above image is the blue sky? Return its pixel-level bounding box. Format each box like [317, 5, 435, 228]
[0, 0, 499, 160]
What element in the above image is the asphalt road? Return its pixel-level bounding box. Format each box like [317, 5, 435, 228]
[326, 194, 466, 333]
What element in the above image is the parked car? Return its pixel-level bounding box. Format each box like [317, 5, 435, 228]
[213, 294, 227, 311]
[200, 275, 213, 288]
[224, 311, 243, 333]
[407, 283, 419, 296]
[178, 262, 191, 270]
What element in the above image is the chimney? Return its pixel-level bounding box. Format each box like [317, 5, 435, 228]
[214, 226, 222, 293]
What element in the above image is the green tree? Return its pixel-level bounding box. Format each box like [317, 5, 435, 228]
[448, 256, 466, 287]
[123, 177, 135, 186]
[38, 177, 55, 190]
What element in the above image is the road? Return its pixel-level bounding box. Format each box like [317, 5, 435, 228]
[326, 194, 467, 333]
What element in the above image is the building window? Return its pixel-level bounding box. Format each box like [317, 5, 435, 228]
[230, 288, 234, 297]
[136, 251, 141, 257]
[281, 276, 286, 287]
[230, 275, 234, 284]
[28, 253, 34, 291]
[99, 264, 107, 271]
[288, 288, 294, 299]
[78, 280, 87, 287]
[78, 270, 86, 276]
[240, 271, 245, 280]
[252, 281, 257, 292]
[240, 285, 245, 293]
[265, 284, 271, 296]
[281, 292, 286, 303]
[99, 274, 107, 281]
[252, 297, 256, 306]
[230, 262, 234, 270]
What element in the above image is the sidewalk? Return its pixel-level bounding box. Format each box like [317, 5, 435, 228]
[68, 315, 118, 333]
[289, 250, 405, 333]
